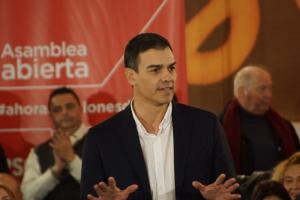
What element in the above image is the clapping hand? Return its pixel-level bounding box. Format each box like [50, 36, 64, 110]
[50, 129, 75, 163]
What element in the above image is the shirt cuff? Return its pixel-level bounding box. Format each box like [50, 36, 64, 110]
[41, 169, 60, 190]
[67, 155, 81, 182]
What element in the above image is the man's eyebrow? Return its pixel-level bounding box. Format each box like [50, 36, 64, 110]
[146, 62, 176, 69]
[168, 62, 176, 67]
[146, 64, 163, 70]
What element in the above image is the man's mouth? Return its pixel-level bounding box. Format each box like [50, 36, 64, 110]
[157, 87, 173, 92]
[60, 118, 73, 123]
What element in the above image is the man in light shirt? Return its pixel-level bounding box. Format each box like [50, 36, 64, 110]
[81, 33, 240, 200]
[21, 87, 89, 200]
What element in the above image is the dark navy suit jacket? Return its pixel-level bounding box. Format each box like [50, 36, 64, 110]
[81, 103, 235, 200]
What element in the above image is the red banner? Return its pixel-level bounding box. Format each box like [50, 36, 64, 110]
[0, 0, 187, 178]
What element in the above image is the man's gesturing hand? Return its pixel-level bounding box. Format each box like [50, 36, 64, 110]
[87, 177, 138, 200]
[192, 173, 241, 200]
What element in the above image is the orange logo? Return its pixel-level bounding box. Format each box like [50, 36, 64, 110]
[186, 0, 260, 85]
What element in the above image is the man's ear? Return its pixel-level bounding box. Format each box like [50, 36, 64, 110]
[125, 68, 136, 86]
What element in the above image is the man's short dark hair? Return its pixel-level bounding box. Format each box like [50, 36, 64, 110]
[48, 87, 81, 111]
[124, 32, 173, 71]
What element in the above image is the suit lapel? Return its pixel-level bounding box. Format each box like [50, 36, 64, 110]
[172, 103, 191, 194]
[116, 103, 190, 196]
[117, 106, 151, 195]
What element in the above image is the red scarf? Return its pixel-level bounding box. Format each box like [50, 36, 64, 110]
[222, 98, 297, 173]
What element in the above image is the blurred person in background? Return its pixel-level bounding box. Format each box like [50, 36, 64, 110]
[0, 145, 21, 200]
[220, 66, 300, 175]
[21, 87, 89, 200]
[0, 173, 22, 200]
[272, 152, 300, 200]
[0, 144, 9, 173]
[251, 180, 291, 200]
[0, 184, 15, 200]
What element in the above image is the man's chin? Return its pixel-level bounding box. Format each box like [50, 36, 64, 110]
[58, 123, 76, 130]
[157, 97, 173, 105]
[261, 106, 270, 113]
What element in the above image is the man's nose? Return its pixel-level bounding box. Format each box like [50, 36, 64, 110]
[61, 106, 69, 115]
[294, 180, 300, 189]
[161, 69, 174, 82]
[264, 88, 272, 100]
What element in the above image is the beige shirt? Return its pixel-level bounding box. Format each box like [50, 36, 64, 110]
[21, 123, 89, 200]
[131, 102, 175, 200]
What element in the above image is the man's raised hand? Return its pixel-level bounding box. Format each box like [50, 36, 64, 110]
[87, 177, 138, 200]
[192, 173, 241, 200]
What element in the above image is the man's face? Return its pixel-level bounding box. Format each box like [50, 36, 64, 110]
[239, 72, 272, 115]
[126, 48, 176, 106]
[283, 164, 300, 200]
[49, 93, 82, 132]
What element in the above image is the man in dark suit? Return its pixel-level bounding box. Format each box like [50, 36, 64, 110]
[81, 33, 240, 200]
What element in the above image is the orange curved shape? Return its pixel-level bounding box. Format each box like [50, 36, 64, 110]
[186, 0, 260, 85]
[296, 0, 300, 9]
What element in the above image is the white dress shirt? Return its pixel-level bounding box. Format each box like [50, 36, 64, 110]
[131, 102, 175, 200]
[21, 123, 89, 200]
